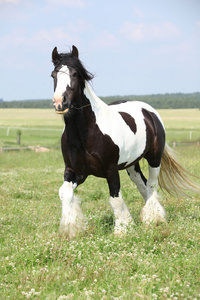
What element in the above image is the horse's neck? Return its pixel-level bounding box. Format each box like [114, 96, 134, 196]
[64, 107, 88, 150]
[63, 83, 107, 147]
[84, 82, 108, 111]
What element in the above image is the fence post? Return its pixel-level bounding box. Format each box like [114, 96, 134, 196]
[172, 142, 176, 148]
[16, 130, 22, 145]
[189, 131, 192, 140]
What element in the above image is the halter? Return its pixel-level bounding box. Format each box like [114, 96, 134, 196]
[71, 103, 91, 110]
[55, 103, 91, 114]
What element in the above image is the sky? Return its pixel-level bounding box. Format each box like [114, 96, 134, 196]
[0, 0, 200, 101]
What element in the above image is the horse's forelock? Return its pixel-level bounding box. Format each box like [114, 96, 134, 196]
[58, 52, 94, 83]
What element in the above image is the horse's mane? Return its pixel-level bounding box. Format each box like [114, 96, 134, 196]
[57, 51, 94, 83]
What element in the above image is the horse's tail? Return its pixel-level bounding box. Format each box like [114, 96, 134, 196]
[158, 144, 200, 197]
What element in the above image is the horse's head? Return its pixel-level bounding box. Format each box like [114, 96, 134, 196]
[51, 45, 93, 115]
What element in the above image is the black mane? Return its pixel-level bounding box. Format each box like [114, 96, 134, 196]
[55, 51, 94, 83]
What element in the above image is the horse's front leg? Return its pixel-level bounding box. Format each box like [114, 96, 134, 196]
[107, 169, 133, 235]
[59, 180, 86, 238]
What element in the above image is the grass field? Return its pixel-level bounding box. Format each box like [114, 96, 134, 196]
[0, 108, 199, 148]
[0, 109, 63, 148]
[0, 108, 200, 299]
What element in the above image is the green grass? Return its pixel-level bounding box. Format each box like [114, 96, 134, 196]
[0, 108, 199, 148]
[0, 146, 200, 299]
[159, 108, 200, 130]
[159, 108, 200, 144]
[0, 108, 200, 299]
[0, 127, 62, 148]
[0, 109, 63, 128]
[0, 109, 63, 148]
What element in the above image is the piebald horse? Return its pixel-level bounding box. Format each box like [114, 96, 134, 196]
[51, 45, 199, 238]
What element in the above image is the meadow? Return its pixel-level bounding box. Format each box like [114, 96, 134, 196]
[0, 108, 200, 299]
[0, 108, 200, 148]
[0, 109, 63, 148]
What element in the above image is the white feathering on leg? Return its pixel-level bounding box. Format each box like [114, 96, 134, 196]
[109, 192, 133, 234]
[140, 166, 166, 225]
[59, 182, 86, 238]
[140, 191, 166, 224]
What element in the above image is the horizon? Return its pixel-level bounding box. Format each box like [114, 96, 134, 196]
[2, 91, 200, 103]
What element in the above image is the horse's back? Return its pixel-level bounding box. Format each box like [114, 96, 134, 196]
[109, 100, 164, 127]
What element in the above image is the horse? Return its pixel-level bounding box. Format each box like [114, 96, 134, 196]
[51, 45, 199, 238]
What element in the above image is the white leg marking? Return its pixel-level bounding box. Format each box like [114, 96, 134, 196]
[59, 181, 86, 238]
[109, 192, 133, 235]
[127, 166, 147, 201]
[140, 166, 166, 224]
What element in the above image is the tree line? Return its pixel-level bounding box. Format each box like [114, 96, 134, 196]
[101, 92, 200, 109]
[0, 92, 200, 109]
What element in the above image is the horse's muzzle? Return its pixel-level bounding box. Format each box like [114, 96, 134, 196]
[53, 98, 69, 114]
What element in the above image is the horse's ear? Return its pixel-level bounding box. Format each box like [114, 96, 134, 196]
[52, 47, 60, 64]
[72, 45, 79, 59]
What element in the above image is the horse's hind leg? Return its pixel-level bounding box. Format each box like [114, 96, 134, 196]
[107, 168, 133, 235]
[127, 163, 166, 224]
[127, 163, 147, 201]
[140, 165, 166, 224]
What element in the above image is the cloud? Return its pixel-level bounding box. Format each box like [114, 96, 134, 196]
[120, 22, 182, 42]
[0, 28, 25, 48]
[33, 28, 73, 44]
[132, 7, 145, 19]
[67, 19, 91, 33]
[153, 42, 195, 57]
[0, 0, 21, 4]
[92, 31, 120, 49]
[45, 0, 87, 8]
[196, 21, 200, 32]
[0, 27, 78, 51]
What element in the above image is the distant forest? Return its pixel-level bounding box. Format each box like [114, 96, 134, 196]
[0, 92, 200, 109]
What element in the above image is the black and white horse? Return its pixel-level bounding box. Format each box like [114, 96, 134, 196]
[51, 45, 199, 238]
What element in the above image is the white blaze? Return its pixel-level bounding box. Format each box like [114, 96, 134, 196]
[53, 65, 71, 102]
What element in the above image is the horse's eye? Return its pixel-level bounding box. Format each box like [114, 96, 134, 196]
[72, 71, 78, 78]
